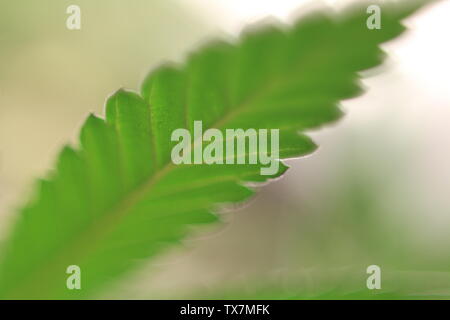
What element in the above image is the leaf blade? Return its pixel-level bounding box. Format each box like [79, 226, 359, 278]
[0, 1, 430, 299]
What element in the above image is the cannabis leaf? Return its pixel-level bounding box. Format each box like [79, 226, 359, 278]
[0, 1, 429, 299]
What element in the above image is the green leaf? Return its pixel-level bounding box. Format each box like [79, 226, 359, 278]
[195, 285, 450, 300]
[192, 268, 450, 300]
[0, 1, 430, 299]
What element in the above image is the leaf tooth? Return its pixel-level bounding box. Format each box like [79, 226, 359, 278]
[106, 88, 155, 187]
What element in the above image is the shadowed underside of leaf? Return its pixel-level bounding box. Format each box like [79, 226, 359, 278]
[0, 1, 430, 299]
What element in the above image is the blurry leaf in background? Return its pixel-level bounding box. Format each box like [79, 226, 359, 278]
[195, 277, 450, 300]
[0, 0, 430, 299]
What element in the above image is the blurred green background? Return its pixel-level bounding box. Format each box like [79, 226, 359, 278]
[1, 0, 450, 299]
